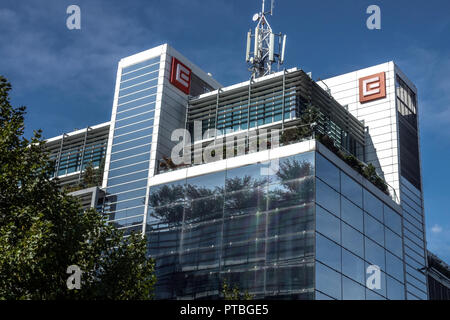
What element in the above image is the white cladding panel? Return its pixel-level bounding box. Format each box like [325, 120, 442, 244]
[319, 62, 400, 201]
[321, 61, 428, 300]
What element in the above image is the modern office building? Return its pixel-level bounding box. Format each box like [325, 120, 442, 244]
[143, 65, 405, 300]
[318, 63, 429, 300]
[100, 44, 221, 235]
[46, 121, 109, 187]
[44, 53, 433, 300]
[43, 3, 443, 300]
[45, 122, 109, 210]
[426, 251, 450, 300]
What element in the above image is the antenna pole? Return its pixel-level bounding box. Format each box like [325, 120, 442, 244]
[246, 0, 286, 79]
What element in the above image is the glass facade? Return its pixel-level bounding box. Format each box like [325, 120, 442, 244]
[45, 123, 110, 188]
[396, 76, 421, 190]
[396, 75, 428, 300]
[213, 87, 296, 136]
[145, 150, 406, 300]
[315, 153, 406, 300]
[51, 139, 106, 177]
[400, 176, 428, 300]
[187, 70, 365, 160]
[104, 56, 160, 234]
[147, 152, 315, 299]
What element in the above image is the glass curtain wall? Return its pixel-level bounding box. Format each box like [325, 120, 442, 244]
[400, 177, 428, 300]
[104, 57, 160, 234]
[147, 152, 315, 299]
[315, 153, 406, 300]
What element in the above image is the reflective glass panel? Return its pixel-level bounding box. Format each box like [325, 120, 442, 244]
[387, 276, 405, 300]
[341, 172, 362, 208]
[226, 163, 267, 189]
[386, 252, 404, 283]
[341, 222, 364, 258]
[385, 228, 403, 258]
[187, 171, 225, 199]
[342, 248, 365, 285]
[365, 238, 386, 272]
[316, 178, 340, 217]
[342, 276, 365, 300]
[341, 197, 363, 232]
[384, 205, 402, 235]
[274, 152, 314, 184]
[363, 189, 383, 222]
[316, 153, 340, 192]
[316, 262, 342, 300]
[364, 212, 385, 246]
[316, 233, 341, 271]
[316, 205, 340, 243]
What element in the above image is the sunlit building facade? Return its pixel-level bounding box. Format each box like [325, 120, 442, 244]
[101, 44, 220, 235]
[44, 45, 436, 300]
[319, 62, 429, 300]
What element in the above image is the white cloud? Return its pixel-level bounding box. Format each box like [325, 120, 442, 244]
[427, 224, 450, 263]
[431, 224, 443, 234]
[396, 47, 450, 138]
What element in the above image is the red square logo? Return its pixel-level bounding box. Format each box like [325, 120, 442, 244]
[170, 57, 191, 95]
[359, 72, 386, 103]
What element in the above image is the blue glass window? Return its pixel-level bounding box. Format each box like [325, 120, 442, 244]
[316, 179, 340, 217]
[316, 262, 342, 300]
[316, 205, 340, 243]
[342, 248, 365, 285]
[316, 233, 341, 271]
[364, 212, 385, 246]
[341, 172, 362, 208]
[341, 197, 363, 232]
[365, 238, 386, 272]
[363, 189, 383, 222]
[384, 205, 402, 235]
[385, 228, 403, 258]
[316, 153, 340, 192]
[386, 252, 404, 283]
[342, 276, 365, 300]
[341, 222, 364, 258]
[387, 276, 405, 300]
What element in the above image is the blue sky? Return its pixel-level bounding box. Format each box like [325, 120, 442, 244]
[1, 0, 449, 262]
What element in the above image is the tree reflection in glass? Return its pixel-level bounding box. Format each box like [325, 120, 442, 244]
[224, 175, 267, 216]
[148, 184, 185, 226]
[269, 159, 315, 209]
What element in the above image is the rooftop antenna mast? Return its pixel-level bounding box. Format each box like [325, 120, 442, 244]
[246, 0, 286, 79]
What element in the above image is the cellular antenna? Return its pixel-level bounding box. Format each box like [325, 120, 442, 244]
[245, 0, 286, 79]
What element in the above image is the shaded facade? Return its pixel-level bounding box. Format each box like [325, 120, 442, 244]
[45, 122, 109, 188]
[320, 63, 429, 299]
[427, 251, 450, 300]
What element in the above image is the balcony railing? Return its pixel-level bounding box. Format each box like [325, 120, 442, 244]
[156, 124, 397, 202]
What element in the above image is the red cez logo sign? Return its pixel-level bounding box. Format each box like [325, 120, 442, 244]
[170, 57, 191, 95]
[359, 72, 386, 103]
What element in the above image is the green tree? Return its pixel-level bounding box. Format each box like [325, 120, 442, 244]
[222, 280, 253, 300]
[280, 105, 320, 144]
[82, 161, 96, 187]
[0, 76, 156, 299]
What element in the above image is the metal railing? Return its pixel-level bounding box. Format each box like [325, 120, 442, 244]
[156, 124, 315, 174]
[155, 124, 397, 202]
